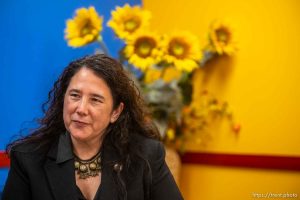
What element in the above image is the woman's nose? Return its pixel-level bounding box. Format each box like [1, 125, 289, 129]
[76, 99, 88, 115]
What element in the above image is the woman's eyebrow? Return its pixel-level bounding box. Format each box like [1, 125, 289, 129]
[68, 89, 105, 100]
[91, 93, 105, 99]
[68, 89, 80, 93]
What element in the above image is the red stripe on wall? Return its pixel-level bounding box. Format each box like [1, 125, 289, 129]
[0, 151, 10, 168]
[181, 152, 300, 171]
[1, 151, 300, 171]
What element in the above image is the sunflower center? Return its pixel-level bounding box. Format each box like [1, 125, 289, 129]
[80, 20, 93, 36]
[169, 39, 188, 59]
[124, 18, 140, 33]
[216, 28, 230, 44]
[134, 37, 156, 58]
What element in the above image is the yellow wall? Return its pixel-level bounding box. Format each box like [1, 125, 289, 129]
[143, 0, 300, 199]
[181, 164, 300, 200]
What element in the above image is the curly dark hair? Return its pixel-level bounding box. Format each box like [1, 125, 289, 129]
[7, 54, 160, 200]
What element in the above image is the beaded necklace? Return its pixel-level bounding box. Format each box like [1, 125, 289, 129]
[74, 151, 102, 179]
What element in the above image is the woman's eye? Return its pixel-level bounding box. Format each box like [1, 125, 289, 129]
[70, 93, 80, 99]
[92, 98, 101, 102]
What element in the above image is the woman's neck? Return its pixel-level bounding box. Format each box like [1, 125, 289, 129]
[71, 136, 103, 160]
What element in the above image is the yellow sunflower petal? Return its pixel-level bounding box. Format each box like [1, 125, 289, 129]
[144, 68, 162, 83]
[162, 67, 182, 82]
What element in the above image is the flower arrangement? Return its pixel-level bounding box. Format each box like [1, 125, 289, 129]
[64, 4, 240, 152]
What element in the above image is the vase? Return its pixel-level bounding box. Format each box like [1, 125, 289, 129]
[165, 146, 181, 185]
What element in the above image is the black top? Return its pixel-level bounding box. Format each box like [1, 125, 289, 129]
[77, 185, 88, 200]
[57, 132, 102, 200]
[76, 185, 102, 200]
[2, 132, 184, 200]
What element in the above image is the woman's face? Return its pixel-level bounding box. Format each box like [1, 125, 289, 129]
[63, 67, 123, 143]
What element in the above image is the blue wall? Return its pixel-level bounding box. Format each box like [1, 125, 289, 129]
[0, 0, 141, 191]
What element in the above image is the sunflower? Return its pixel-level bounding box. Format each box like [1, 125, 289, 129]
[124, 31, 163, 71]
[65, 7, 103, 48]
[143, 66, 182, 84]
[208, 20, 237, 55]
[162, 67, 182, 83]
[107, 4, 151, 41]
[143, 68, 162, 84]
[162, 31, 202, 73]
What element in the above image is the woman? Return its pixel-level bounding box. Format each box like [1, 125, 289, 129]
[2, 54, 184, 200]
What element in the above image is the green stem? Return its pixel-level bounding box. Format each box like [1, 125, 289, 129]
[98, 38, 110, 55]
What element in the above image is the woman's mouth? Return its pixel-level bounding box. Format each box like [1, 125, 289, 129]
[72, 120, 90, 127]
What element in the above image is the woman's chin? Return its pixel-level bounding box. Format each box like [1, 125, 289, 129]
[69, 130, 90, 142]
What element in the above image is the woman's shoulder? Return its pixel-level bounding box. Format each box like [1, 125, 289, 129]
[9, 140, 58, 170]
[11, 141, 41, 153]
[9, 139, 54, 159]
[133, 134, 165, 161]
[133, 133, 161, 146]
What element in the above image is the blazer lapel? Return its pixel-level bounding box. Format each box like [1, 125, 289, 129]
[43, 140, 77, 200]
[99, 163, 118, 199]
[42, 134, 122, 200]
[98, 142, 120, 200]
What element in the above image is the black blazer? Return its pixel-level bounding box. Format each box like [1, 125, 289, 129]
[2, 134, 184, 200]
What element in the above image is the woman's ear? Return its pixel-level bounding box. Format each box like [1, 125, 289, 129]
[110, 102, 124, 123]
